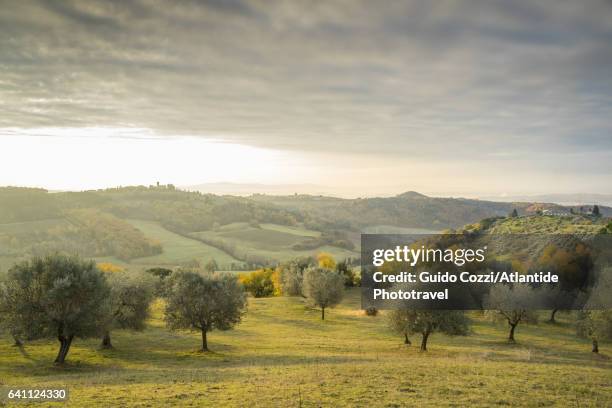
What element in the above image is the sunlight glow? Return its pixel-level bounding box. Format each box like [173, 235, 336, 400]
[0, 127, 301, 191]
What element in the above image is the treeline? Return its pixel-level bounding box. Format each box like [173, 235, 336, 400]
[65, 209, 162, 260]
[99, 187, 301, 234]
[0, 209, 161, 261]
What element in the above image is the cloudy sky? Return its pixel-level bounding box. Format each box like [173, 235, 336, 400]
[0, 0, 611, 196]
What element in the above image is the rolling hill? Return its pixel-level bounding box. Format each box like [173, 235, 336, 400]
[1, 185, 610, 270]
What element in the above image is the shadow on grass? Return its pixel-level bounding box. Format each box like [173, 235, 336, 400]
[468, 338, 610, 367]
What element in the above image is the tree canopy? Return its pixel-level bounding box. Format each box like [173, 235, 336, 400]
[388, 310, 470, 351]
[303, 267, 344, 320]
[0, 254, 110, 364]
[164, 271, 247, 351]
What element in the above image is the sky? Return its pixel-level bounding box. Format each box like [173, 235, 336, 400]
[0, 0, 611, 197]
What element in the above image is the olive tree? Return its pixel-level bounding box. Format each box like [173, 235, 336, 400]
[576, 310, 612, 353]
[0, 271, 24, 347]
[100, 271, 156, 349]
[576, 270, 612, 353]
[303, 267, 344, 320]
[164, 271, 247, 351]
[485, 284, 538, 342]
[278, 257, 316, 296]
[387, 309, 412, 345]
[0, 254, 110, 364]
[536, 244, 594, 323]
[388, 310, 469, 351]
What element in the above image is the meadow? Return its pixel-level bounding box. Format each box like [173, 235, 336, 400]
[189, 222, 358, 263]
[124, 219, 241, 268]
[1, 289, 610, 407]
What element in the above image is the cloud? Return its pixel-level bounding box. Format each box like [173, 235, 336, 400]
[0, 0, 611, 177]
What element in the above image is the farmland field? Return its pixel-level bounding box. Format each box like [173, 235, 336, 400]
[125, 219, 242, 268]
[0, 289, 610, 407]
[190, 222, 358, 263]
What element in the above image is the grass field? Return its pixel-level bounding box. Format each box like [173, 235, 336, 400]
[190, 222, 358, 263]
[125, 219, 242, 268]
[0, 219, 70, 235]
[1, 289, 610, 407]
[362, 225, 442, 235]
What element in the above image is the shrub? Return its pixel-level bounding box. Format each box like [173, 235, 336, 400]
[365, 306, 378, 316]
[239, 268, 277, 297]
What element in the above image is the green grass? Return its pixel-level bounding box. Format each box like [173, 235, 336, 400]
[260, 223, 321, 237]
[191, 223, 358, 262]
[0, 219, 70, 234]
[1, 290, 610, 407]
[125, 220, 241, 268]
[487, 215, 605, 234]
[362, 225, 442, 234]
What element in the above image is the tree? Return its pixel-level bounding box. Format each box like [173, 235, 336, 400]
[164, 271, 247, 351]
[204, 259, 219, 273]
[0, 254, 110, 364]
[146, 267, 174, 296]
[576, 310, 612, 353]
[335, 260, 356, 287]
[317, 252, 336, 270]
[509, 209, 518, 218]
[302, 267, 344, 320]
[0, 272, 23, 347]
[278, 257, 316, 296]
[387, 309, 412, 345]
[388, 310, 469, 351]
[100, 271, 155, 349]
[537, 243, 594, 323]
[485, 285, 538, 342]
[592, 205, 600, 217]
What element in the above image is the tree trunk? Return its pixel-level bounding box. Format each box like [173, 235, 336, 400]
[12, 335, 23, 347]
[404, 332, 411, 345]
[54, 335, 74, 365]
[420, 331, 430, 351]
[321, 307, 325, 320]
[508, 322, 517, 342]
[101, 331, 113, 349]
[55, 336, 66, 364]
[549, 309, 558, 323]
[201, 329, 209, 352]
[592, 338, 599, 353]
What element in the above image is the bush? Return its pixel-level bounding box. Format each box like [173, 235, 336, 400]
[365, 306, 378, 316]
[239, 268, 278, 297]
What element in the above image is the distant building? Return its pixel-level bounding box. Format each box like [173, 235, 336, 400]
[542, 208, 571, 216]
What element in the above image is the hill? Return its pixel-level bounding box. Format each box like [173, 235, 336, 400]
[251, 191, 611, 231]
[1, 186, 610, 270]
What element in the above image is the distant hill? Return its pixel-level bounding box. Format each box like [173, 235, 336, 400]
[1, 186, 610, 270]
[183, 182, 330, 196]
[480, 193, 612, 207]
[250, 191, 611, 230]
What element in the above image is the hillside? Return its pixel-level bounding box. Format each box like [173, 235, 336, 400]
[251, 191, 611, 231]
[1, 186, 610, 270]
